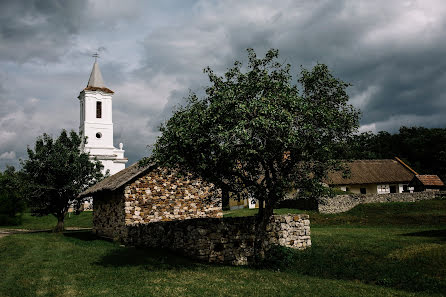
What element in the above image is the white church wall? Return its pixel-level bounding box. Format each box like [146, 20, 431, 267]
[83, 122, 114, 148]
[96, 159, 125, 175]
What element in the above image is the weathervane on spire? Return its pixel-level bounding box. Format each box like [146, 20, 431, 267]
[92, 52, 100, 63]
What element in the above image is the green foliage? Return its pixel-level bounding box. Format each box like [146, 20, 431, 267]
[331, 187, 353, 195]
[150, 48, 359, 236]
[346, 126, 446, 182]
[21, 129, 103, 231]
[260, 245, 296, 270]
[0, 166, 25, 225]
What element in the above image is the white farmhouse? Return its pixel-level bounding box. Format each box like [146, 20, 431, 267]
[326, 158, 417, 194]
[77, 60, 128, 175]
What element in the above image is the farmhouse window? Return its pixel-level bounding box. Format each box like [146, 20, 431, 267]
[360, 188, 366, 194]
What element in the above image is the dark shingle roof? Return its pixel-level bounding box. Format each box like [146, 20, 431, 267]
[413, 175, 444, 186]
[79, 162, 154, 197]
[327, 159, 416, 185]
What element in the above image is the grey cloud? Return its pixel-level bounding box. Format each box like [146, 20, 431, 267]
[136, 0, 446, 151]
[0, 0, 88, 63]
[2, 0, 446, 170]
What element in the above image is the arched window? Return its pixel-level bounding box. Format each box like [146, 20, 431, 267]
[96, 101, 102, 118]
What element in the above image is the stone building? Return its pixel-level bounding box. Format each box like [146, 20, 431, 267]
[80, 162, 222, 239]
[80, 162, 311, 265]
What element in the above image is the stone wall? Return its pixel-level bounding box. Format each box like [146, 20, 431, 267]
[93, 192, 127, 240]
[92, 167, 311, 265]
[317, 191, 444, 214]
[123, 167, 222, 224]
[123, 214, 311, 265]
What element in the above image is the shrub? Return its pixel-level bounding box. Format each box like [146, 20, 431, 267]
[0, 166, 25, 225]
[259, 245, 296, 270]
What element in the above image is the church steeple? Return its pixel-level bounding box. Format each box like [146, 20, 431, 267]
[84, 56, 113, 94]
[87, 62, 106, 88]
[77, 57, 127, 175]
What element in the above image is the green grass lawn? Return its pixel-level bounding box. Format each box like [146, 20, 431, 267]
[0, 212, 93, 230]
[0, 200, 445, 296]
[224, 199, 446, 227]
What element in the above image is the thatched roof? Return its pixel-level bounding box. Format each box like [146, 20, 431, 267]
[80, 162, 154, 197]
[327, 159, 416, 185]
[412, 175, 444, 186]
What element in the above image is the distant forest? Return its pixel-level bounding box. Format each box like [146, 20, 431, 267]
[343, 126, 446, 182]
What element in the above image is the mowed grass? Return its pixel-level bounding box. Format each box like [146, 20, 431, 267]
[224, 199, 446, 227]
[0, 200, 445, 296]
[0, 212, 93, 230]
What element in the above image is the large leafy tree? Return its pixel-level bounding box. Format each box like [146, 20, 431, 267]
[150, 49, 359, 259]
[22, 130, 104, 232]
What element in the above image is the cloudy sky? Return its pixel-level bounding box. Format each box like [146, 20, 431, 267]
[1, 0, 446, 170]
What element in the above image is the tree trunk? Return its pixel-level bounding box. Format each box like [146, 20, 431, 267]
[253, 198, 274, 263]
[54, 214, 65, 232]
[221, 189, 230, 211]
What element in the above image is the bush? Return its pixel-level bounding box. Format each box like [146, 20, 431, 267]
[259, 245, 297, 270]
[0, 166, 25, 226]
[331, 187, 353, 195]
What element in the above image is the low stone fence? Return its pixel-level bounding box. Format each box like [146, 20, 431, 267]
[123, 214, 311, 265]
[317, 191, 445, 214]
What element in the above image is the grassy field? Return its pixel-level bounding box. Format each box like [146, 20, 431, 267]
[224, 199, 446, 226]
[0, 200, 445, 296]
[0, 212, 93, 230]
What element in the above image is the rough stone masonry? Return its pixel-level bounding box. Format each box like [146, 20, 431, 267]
[91, 165, 311, 265]
[125, 214, 311, 265]
[317, 191, 444, 213]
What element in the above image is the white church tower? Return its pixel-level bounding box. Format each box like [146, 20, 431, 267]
[77, 58, 128, 175]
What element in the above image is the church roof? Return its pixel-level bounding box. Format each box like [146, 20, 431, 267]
[84, 61, 114, 94]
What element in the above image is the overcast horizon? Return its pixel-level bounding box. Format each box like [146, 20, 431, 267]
[1, 0, 446, 170]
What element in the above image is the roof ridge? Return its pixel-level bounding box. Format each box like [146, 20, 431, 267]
[394, 157, 418, 175]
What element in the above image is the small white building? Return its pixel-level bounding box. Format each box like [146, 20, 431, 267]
[77, 61, 128, 175]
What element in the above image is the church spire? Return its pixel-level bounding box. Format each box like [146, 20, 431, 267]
[84, 54, 113, 94]
[87, 61, 106, 88]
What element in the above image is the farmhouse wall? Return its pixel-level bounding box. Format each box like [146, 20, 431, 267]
[124, 214, 311, 265]
[123, 167, 222, 224]
[93, 192, 127, 240]
[317, 191, 444, 214]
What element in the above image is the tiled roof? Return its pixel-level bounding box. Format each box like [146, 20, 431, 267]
[414, 175, 444, 186]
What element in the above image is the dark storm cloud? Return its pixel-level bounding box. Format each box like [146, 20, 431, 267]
[2, 0, 446, 169]
[0, 0, 88, 63]
[137, 0, 446, 136]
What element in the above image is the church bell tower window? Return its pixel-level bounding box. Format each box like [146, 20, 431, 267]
[96, 101, 102, 118]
